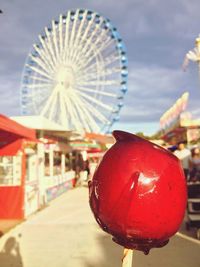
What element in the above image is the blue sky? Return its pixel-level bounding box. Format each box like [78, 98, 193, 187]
[1, 0, 200, 135]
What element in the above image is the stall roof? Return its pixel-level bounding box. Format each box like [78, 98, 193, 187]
[0, 114, 36, 141]
[85, 132, 115, 144]
[11, 115, 83, 141]
[11, 115, 70, 131]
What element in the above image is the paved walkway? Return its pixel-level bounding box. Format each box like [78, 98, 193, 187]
[0, 187, 199, 267]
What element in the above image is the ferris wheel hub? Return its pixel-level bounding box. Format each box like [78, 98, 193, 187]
[56, 66, 75, 89]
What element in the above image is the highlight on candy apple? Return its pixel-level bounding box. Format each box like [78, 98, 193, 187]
[89, 130, 187, 255]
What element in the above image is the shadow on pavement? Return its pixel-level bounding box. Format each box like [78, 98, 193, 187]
[133, 235, 200, 267]
[84, 232, 123, 267]
[83, 230, 200, 267]
[0, 236, 23, 267]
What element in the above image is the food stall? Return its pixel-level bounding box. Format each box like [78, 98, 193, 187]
[42, 140, 75, 202]
[11, 115, 77, 202]
[0, 114, 39, 219]
[159, 92, 199, 145]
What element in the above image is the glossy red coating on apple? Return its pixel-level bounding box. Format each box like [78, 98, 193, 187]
[89, 130, 187, 254]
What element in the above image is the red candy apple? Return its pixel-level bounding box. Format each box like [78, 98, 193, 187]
[89, 130, 187, 254]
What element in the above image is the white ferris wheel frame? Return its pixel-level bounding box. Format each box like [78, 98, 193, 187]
[20, 9, 128, 134]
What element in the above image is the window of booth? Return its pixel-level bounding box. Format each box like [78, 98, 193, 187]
[44, 150, 71, 177]
[0, 155, 22, 185]
[53, 152, 61, 175]
[26, 153, 38, 182]
[44, 152, 50, 176]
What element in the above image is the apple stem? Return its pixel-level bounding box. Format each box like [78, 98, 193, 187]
[122, 248, 133, 267]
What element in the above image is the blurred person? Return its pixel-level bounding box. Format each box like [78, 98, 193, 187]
[174, 141, 191, 180]
[189, 147, 200, 182]
[84, 159, 90, 179]
[167, 145, 177, 153]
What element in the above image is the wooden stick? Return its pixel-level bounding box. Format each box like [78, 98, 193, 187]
[122, 248, 133, 267]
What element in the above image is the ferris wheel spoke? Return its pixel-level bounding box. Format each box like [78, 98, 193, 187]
[26, 64, 53, 80]
[25, 83, 52, 89]
[59, 91, 71, 125]
[52, 20, 60, 62]
[63, 12, 76, 63]
[44, 29, 59, 67]
[23, 75, 50, 83]
[100, 67, 122, 76]
[33, 43, 55, 72]
[78, 91, 113, 111]
[83, 34, 111, 61]
[76, 80, 119, 90]
[68, 11, 80, 58]
[70, 15, 88, 62]
[58, 15, 64, 56]
[73, 18, 104, 64]
[63, 11, 71, 61]
[59, 89, 69, 127]
[76, 85, 118, 97]
[48, 93, 60, 121]
[71, 13, 101, 63]
[77, 67, 121, 83]
[101, 53, 121, 68]
[38, 35, 57, 68]
[63, 93, 83, 132]
[70, 93, 101, 132]
[70, 93, 98, 132]
[75, 41, 111, 73]
[81, 14, 96, 40]
[76, 67, 101, 81]
[104, 53, 121, 65]
[79, 101, 110, 133]
[29, 54, 53, 75]
[72, 19, 97, 64]
[77, 69, 121, 81]
[72, 12, 87, 47]
[77, 53, 120, 78]
[62, 93, 76, 123]
[96, 35, 114, 51]
[80, 96, 110, 124]
[40, 86, 59, 117]
[79, 38, 115, 72]
[77, 24, 112, 63]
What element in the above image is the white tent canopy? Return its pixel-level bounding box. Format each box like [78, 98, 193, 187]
[11, 115, 70, 131]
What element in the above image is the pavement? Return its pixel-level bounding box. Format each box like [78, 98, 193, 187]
[0, 187, 199, 267]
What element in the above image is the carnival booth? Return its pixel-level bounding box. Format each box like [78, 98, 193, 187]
[160, 92, 191, 145]
[0, 114, 39, 219]
[11, 115, 77, 203]
[42, 139, 75, 202]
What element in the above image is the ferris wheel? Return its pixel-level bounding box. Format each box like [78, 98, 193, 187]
[20, 9, 128, 133]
